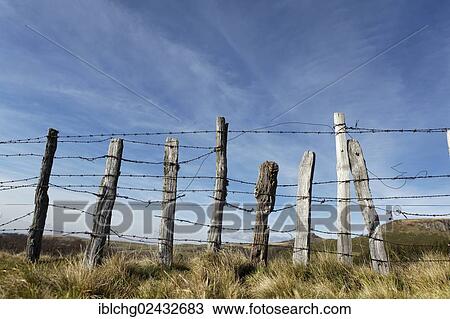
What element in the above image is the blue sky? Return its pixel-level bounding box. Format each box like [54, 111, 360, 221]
[0, 0, 449, 242]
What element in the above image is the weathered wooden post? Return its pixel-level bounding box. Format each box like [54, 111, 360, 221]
[347, 139, 390, 274]
[334, 112, 352, 264]
[84, 138, 123, 268]
[26, 128, 58, 263]
[447, 129, 450, 156]
[251, 161, 278, 266]
[207, 117, 228, 252]
[158, 137, 179, 267]
[293, 151, 315, 265]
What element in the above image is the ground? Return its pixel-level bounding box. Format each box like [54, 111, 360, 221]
[0, 219, 449, 298]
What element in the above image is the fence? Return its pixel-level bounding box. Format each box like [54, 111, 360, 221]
[0, 113, 449, 274]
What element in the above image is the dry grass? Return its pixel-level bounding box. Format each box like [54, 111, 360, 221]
[0, 250, 448, 299]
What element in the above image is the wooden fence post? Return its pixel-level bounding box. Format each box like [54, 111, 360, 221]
[84, 138, 123, 268]
[26, 128, 58, 263]
[158, 137, 179, 267]
[447, 129, 450, 156]
[251, 161, 278, 266]
[207, 116, 228, 252]
[293, 151, 315, 265]
[347, 139, 390, 274]
[334, 112, 352, 264]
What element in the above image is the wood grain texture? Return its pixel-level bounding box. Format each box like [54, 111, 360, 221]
[84, 138, 123, 268]
[251, 161, 278, 266]
[293, 151, 315, 265]
[158, 137, 179, 267]
[26, 128, 58, 263]
[334, 112, 352, 264]
[347, 139, 390, 274]
[207, 117, 228, 252]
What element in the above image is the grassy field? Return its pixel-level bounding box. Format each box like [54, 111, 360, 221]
[0, 250, 448, 298]
[0, 219, 449, 299]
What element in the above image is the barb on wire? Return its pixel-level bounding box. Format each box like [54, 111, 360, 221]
[55, 155, 108, 161]
[52, 173, 107, 178]
[228, 130, 334, 135]
[58, 131, 217, 139]
[0, 136, 47, 144]
[0, 176, 39, 185]
[179, 149, 216, 165]
[123, 139, 216, 150]
[0, 153, 41, 158]
[207, 195, 254, 213]
[49, 183, 100, 197]
[347, 127, 449, 134]
[0, 184, 37, 192]
[271, 204, 296, 213]
[58, 138, 111, 144]
[0, 154, 110, 162]
[0, 227, 91, 236]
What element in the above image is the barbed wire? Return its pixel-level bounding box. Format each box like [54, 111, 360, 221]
[0, 223, 446, 254]
[271, 204, 297, 213]
[377, 205, 450, 218]
[0, 184, 37, 192]
[122, 139, 216, 150]
[58, 131, 217, 139]
[279, 173, 450, 187]
[0, 136, 47, 144]
[1, 126, 450, 265]
[0, 153, 42, 158]
[117, 213, 449, 248]
[51, 173, 218, 180]
[55, 155, 109, 161]
[0, 176, 40, 185]
[1, 125, 449, 146]
[36, 172, 450, 189]
[48, 203, 94, 216]
[155, 215, 255, 231]
[0, 225, 448, 263]
[0, 151, 215, 166]
[1, 180, 449, 217]
[0, 227, 91, 235]
[58, 138, 111, 144]
[346, 127, 449, 134]
[0, 211, 34, 227]
[311, 194, 450, 201]
[47, 184, 215, 193]
[207, 196, 254, 212]
[48, 183, 185, 205]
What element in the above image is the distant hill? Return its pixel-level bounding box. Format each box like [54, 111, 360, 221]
[307, 218, 450, 263]
[1, 219, 448, 261]
[382, 218, 450, 233]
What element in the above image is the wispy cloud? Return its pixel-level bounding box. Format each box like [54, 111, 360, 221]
[0, 0, 449, 241]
